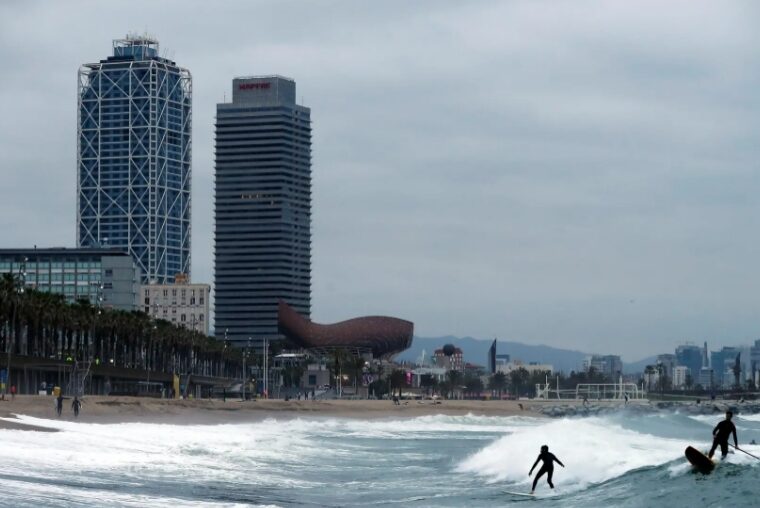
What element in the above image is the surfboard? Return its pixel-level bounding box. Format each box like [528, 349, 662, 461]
[685, 445, 715, 473]
[502, 491, 535, 497]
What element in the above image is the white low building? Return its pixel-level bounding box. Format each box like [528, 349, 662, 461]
[497, 360, 554, 375]
[140, 274, 210, 335]
[673, 365, 689, 389]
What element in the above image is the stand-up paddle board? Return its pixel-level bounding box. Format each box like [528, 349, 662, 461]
[503, 491, 535, 497]
[685, 446, 715, 473]
[503, 490, 561, 499]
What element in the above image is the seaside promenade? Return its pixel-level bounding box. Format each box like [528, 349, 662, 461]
[2, 395, 751, 432]
[0, 396, 550, 428]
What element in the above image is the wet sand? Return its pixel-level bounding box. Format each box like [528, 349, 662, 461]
[0, 395, 564, 429]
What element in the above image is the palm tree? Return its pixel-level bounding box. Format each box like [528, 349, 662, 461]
[329, 348, 349, 397]
[389, 369, 406, 399]
[420, 373, 438, 396]
[684, 372, 694, 391]
[0, 280, 245, 395]
[489, 372, 508, 398]
[733, 354, 742, 390]
[508, 367, 530, 398]
[446, 369, 462, 399]
[350, 356, 365, 394]
[644, 365, 656, 393]
[464, 374, 484, 397]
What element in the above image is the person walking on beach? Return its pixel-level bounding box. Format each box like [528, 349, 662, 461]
[529, 445, 565, 494]
[55, 394, 64, 417]
[71, 397, 82, 418]
[708, 410, 738, 459]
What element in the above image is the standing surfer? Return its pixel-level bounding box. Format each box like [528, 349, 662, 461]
[529, 445, 564, 494]
[708, 410, 738, 459]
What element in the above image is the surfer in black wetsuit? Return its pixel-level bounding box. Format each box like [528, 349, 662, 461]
[708, 411, 737, 459]
[529, 445, 565, 493]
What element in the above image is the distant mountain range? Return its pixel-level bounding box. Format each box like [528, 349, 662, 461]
[396, 335, 655, 374]
[623, 355, 658, 374]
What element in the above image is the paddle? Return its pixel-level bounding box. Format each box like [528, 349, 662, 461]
[730, 444, 760, 461]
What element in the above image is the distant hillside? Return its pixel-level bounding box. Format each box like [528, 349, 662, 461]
[397, 336, 589, 374]
[397, 336, 653, 374]
[622, 355, 658, 375]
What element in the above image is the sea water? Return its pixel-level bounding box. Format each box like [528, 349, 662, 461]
[0, 410, 758, 507]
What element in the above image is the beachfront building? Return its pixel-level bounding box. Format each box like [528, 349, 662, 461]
[656, 354, 677, 384]
[675, 344, 703, 382]
[77, 35, 192, 284]
[711, 347, 741, 388]
[411, 366, 448, 387]
[497, 360, 554, 375]
[488, 339, 497, 373]
[698, 367, 714, 389]
[433, 347, 464, 371]
[0, 248, 140, 311]
[139, 274, 210, 334]
[272, 353, 331, 396]
[673, 365, 689, 389]
[486, 339, 511, 374]
[214, 76, 311, 349]
[583, 355, 623, 380]
[751, 340, 760, 386]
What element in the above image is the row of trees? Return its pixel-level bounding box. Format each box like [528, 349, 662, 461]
[382, 366, 623, 400]
[0, 274, 244, 380]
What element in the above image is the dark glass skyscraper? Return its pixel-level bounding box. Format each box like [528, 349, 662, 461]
[214, 76, 311, 348]
[675, 344, 702, 382]
[77, 36, 192, 283]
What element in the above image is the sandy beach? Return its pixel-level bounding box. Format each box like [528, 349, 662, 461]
[0, 395, 584, 429]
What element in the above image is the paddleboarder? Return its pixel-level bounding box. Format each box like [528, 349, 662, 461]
[529, 445, 565, 493]
[708, 410, 738, 459]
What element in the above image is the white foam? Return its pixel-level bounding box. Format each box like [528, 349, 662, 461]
[457, 416, 690, 491]
[736, 413, 760, 422]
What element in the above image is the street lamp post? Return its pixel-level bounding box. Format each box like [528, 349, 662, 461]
[263, 338, 269, 399]
[243, 337, 251, 401]
[222, 328, 229, 383]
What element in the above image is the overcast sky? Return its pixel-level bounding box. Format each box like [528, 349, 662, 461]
[1, 1, 759, 360]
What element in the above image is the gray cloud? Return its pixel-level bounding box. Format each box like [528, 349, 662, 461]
[1, 0, 759, 360]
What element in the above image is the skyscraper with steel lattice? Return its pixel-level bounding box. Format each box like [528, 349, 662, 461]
[214, 76, 311, 348]
[77, 35, 192, 284]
